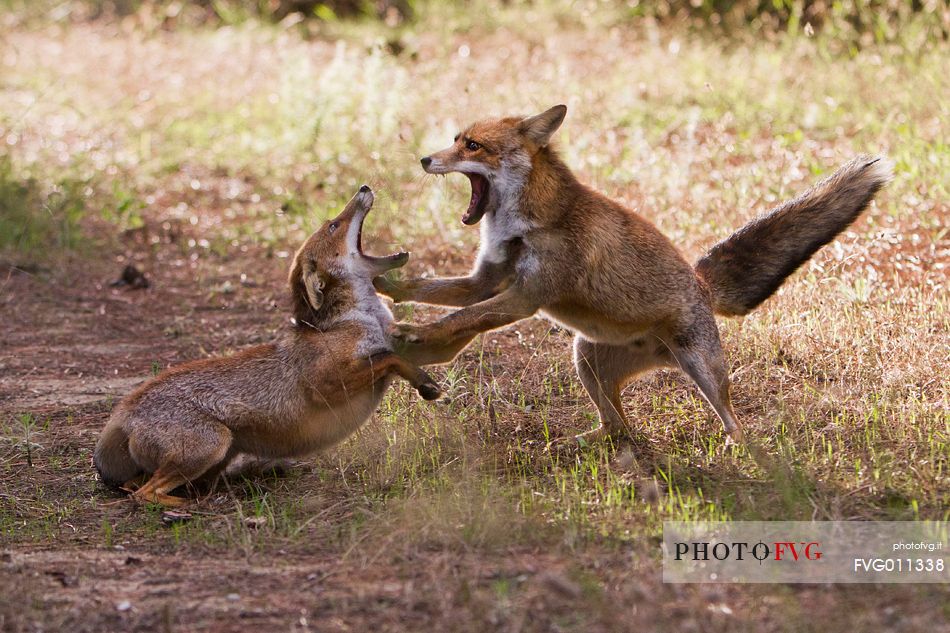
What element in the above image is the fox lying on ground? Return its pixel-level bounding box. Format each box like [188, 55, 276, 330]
[377, 105, 892, 442]
[94, 186, 440, 506]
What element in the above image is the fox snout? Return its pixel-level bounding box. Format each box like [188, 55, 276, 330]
[355, 184, 373, 209]
[419, 151, 457, 175]
[340, 184, 373, 218]
[340, 185, 410, 275]
[420, 154, 447, 174]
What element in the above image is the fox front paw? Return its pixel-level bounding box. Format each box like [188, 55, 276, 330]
[417, 381, 441, 401]
[389, 321, 425, 344]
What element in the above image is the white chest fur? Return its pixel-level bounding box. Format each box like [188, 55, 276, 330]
[343, 277, 395, 356]
[476, 207, 532, 268]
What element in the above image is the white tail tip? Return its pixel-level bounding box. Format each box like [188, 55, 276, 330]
[867, 155, 895, 184]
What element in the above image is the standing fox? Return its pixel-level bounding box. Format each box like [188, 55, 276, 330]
[94, 186, 440, 506]
[377, 105, 892, 441]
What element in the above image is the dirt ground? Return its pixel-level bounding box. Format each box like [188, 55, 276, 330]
[2, 245, 948, 632]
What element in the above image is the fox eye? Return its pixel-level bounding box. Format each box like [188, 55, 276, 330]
[328, 221, 339, 234]
[466, 140, 481, 151]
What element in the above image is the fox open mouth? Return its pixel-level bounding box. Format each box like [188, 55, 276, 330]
[355, 205, 409, 270]
[462, 173, 490, 225]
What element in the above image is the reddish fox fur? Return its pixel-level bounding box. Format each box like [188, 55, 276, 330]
[95, 187, 439, 506]
[378, 105, 892, 442]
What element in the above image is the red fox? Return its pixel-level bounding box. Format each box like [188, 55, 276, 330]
[94, 186, 440, 506]
[376, 105, 892, 442]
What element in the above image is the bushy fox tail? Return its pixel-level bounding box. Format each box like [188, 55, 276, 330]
[93, 415, 140, 488]
[696, 155, 893, 317]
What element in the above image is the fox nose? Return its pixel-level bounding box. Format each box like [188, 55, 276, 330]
[420, 156, 432, 169]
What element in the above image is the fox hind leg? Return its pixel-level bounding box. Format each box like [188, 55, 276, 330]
[668, 315, 742, 440]
[128, 418, 234, 506]
[132, 467, 193, 507]
[573, 336, 673, 442]
[120, 473, 149, 492]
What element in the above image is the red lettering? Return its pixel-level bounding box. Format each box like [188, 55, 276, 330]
[774, 542, 801, 561]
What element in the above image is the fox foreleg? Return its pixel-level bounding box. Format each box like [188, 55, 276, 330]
[307, 352, 440, 404]
[374, 240, 522, 307]
[391, 287, 539, 365]
[372, 352, 442, 400]
[373, 274, 494, 307]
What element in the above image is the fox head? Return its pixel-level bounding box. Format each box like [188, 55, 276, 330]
[420, 104, 567, 225]
[289, 185, 408, 324]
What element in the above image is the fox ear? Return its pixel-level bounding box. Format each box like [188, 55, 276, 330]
[305, 276, 325, 312]
[518, 105, 567, 147]
[289, 253, 326, 322]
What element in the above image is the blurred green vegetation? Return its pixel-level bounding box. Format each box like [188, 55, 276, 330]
[0, 156, 89, 260]
[632, 0, 948, 44]
[1, 0, 945, 263]
[1, 0, 947, 47]
[0, 0, 416, 23]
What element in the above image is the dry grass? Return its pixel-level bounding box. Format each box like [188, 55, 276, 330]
[1, 3, 948, 630]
